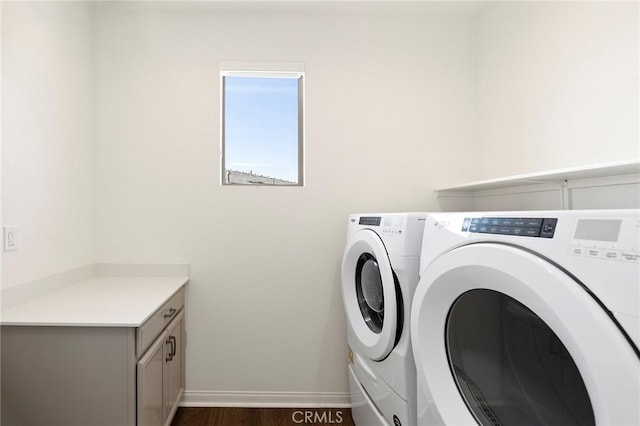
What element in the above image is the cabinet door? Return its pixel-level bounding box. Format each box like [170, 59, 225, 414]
[164, 310, 185, 425]
[137, 329, 166, 426]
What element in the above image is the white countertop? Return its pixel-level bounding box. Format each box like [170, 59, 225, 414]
[1, 276, 188, 327]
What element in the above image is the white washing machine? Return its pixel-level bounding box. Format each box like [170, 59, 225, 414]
[342, 213, 426, 426]
[411, 209, 640, 426]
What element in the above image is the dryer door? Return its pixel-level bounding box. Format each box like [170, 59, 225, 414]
[342, 229, 398, 361]
[411, 243, 640, 426]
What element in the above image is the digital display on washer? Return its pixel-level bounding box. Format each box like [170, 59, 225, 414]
[574, 219, 622, 242]
[461, 217, 557, 238]
[359, 216, 381, 226]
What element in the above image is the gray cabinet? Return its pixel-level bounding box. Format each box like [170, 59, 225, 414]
[164, 312, 185, 422]
[138, 332, 166, 426]
[138, 310, 185, 426]
[1, 286, 186, 426]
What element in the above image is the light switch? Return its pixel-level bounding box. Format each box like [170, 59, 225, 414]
[4, 226, 18, 251]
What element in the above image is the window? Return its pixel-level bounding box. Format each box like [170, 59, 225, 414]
[221, 62, 304, 186]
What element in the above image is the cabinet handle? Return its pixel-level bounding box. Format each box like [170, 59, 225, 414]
[164, 307, 177, 319]
[169, 335, 177, 357]
[165, 337, 175, 362]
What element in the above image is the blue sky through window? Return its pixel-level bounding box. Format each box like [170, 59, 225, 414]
[224, 76, 299, 183]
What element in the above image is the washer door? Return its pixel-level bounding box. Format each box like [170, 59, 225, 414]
[342, 229, 398, 361]
[411, 243, 640, 426]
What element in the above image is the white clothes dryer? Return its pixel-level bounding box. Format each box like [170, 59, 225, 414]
[342, 213, 426, 426]
[411, 210, 640, 426]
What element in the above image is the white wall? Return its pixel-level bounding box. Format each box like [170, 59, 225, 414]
[1, 2, 94, 289]
[474, 1, 639, 181]
[93, 2, 477, 397]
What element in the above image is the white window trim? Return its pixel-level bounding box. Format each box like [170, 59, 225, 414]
[221, 61, 304, 73]
[222, 70, 303, 79]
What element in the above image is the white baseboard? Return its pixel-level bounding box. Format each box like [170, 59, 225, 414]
[180, 390, 351, 408]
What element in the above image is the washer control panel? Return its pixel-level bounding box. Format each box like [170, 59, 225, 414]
[461, 217, 558, 238]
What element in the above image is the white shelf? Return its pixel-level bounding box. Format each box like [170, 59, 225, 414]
[437, 160, 640, 194]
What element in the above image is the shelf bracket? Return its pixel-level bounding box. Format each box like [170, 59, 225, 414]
[561, 180, 570, 210]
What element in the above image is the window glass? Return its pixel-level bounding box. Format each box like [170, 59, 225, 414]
[356, 253, 384, 333]
[222, 73, 303, 185]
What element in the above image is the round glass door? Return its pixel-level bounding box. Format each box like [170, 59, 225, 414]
[411, 243, 640, 426]
[356, 253, 384, 333]
[341, 229, 398, 360]
[447, 289, 595, 426]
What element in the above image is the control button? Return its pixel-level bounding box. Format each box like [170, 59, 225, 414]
[523, 227, 540, 237]
[603, 250, 620, 260]
[527, 218, 543, 227]
[496, 227, 514, 235]
[500, 217, 528, 227]
[621, 252, 640, 263]
[461, 218, 471, 232]
[585, 248, 602, 258]
[571, 246, 585, 256]
[513, 218, 542, 227]
[540, 218, 558, 238]
[512, 227, 525, 235]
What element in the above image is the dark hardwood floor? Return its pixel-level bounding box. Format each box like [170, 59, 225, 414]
[171, 407, 355, 426]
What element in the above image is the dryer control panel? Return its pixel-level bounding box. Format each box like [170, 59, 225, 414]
[461, 217, 558, 238]
[569, 216, 640, 263]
